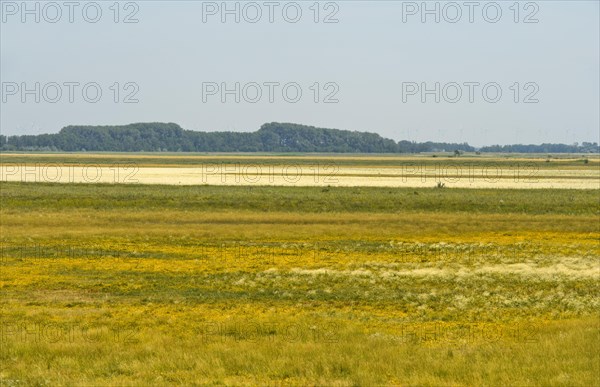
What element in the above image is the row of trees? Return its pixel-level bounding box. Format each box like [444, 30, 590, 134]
[479, 143, 599, 153]
[1, 122, 597, 153]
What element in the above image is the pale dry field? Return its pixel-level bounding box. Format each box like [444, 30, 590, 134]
[1, 154, 598, 189]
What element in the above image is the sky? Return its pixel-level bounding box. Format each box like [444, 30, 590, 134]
[1, 0, 598, 146]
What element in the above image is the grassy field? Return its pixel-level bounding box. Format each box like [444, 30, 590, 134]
[1, 152, 598, 166]
[1, 175, 599, 385]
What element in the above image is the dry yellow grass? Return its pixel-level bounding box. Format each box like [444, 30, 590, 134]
[1, 164, 599, 385]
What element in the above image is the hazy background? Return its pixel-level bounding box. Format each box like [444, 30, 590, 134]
[1, 0, 598, 146]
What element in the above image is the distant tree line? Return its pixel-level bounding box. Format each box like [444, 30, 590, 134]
[1, 122, 598, 153]
[478, 143, 599, 153]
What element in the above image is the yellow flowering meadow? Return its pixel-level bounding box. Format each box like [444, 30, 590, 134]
[0, 155, 599, 385]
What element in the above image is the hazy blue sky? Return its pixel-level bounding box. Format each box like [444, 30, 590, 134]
[1, 0, 598, 146]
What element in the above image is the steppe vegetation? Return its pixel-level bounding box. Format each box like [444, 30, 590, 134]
[1, 169, 598, 384]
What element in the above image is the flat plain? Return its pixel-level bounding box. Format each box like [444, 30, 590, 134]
[0, 153, 599, 385]
[1, 153, 598, 189]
